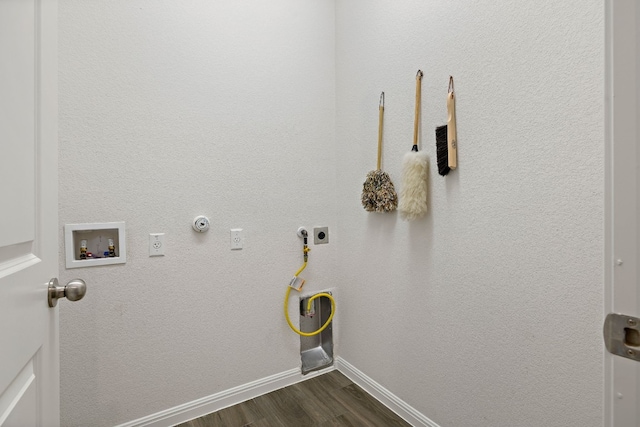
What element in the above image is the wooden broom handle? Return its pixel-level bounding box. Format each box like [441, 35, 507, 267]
[447, 90, 457, 168]
[377, 92, 384, 170]
[413, 70, 423, 147]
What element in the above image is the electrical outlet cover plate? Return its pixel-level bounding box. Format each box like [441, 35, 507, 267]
[230, 228, 243, 250]
[314, 227, 329, 244]
[149, 233, 165, 256]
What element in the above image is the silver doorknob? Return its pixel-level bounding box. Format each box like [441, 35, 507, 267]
[48, 278, 87, 307]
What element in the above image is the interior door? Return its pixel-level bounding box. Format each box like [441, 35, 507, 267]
[0, 0, 59, 426]
[607, 1, 640, 426]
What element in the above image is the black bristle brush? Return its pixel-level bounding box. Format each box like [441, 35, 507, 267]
[435, 125, 449, 175]
[435, 76, 457, 176]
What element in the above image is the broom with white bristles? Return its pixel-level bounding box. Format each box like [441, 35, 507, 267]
[398, 70, 429, 220]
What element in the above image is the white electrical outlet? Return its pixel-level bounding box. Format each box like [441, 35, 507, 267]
[149, 233, 165, 256]
[230, 229, 243, 250]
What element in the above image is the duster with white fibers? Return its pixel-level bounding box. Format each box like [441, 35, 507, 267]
[398, 150, 429, 219]
[398, 70, 429, 220]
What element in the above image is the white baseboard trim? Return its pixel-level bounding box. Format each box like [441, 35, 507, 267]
[115, 365, 335, 427]
[335, 357, 440, 427]
[116, 358, 438, 427]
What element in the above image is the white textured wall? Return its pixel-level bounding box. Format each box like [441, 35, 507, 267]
[58, 1, 336, 425]
[59, 1, 605, 426]
[335, 1, 604, 427]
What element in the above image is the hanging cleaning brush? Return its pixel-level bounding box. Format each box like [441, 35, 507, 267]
[362, 92, 398, 212]
[435, 76, 457, 176]
[398, 70, 429, 220]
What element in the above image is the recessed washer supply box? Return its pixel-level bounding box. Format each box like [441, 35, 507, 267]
[64, 222, 126, 269]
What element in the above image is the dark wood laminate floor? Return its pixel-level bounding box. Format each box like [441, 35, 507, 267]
[175, 370, 411, 427]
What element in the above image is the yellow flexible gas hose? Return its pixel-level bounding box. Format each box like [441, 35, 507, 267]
[284, 244, 336, 337]
[294, 261, 308, 277]
[284, 287, 335, 337]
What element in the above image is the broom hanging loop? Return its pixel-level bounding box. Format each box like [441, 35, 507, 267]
[416, 69, 423, 80]
[448, 76, 454, 93]
[379, 91, 384, 108]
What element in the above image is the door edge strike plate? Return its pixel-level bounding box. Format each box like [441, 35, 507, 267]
[604, 313, 640, 362]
